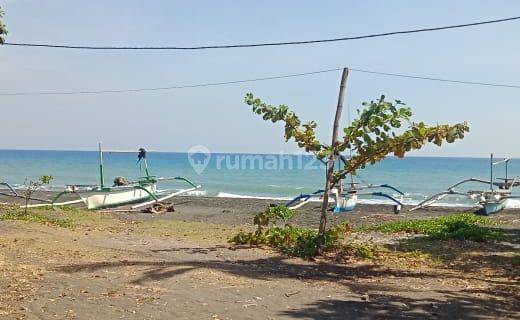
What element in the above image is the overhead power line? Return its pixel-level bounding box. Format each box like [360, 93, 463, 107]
[0, 68, 343, 96]
[0, 67, 518, 97]
[349, 68, 520, 89]
[3, 16, 520, 50]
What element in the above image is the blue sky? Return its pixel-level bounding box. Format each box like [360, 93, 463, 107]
[1, 1, 519, 157]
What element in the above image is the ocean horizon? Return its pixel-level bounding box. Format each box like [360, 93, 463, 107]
[0, 148, 513, 159]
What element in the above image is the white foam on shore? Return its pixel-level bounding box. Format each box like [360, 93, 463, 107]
[216, 191, 481, 208]
[3, 184, 519, 209]
[155, 188, 207, 197]
[216, 192, 292, 201]
[185, 189, 206, 196]
[505, 199, 520, 208]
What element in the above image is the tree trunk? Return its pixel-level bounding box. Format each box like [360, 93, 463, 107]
[317, 67, 349, 250]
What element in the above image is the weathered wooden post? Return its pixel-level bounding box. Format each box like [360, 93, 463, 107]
[317, 67, 349, 249]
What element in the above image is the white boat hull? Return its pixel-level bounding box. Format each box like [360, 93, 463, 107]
[480, 199, 508, 215]
[334, 193, 358, 213]
[79, 185, 156, 209]
[477, 192, 509, 215]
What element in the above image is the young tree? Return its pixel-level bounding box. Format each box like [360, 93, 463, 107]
[22, 175, 53, 214]
[244, 93, 469, 249]
[0, 6, 7, 44]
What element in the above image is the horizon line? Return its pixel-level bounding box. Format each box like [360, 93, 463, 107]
[0, 148, 510, 160]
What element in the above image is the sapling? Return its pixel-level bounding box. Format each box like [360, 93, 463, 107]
[22, 175, 53, 214]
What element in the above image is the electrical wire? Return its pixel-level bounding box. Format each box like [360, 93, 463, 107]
[350, 68, 520, 89]
[3, 16, 519, 50]
[0, 66, 518, 97]
[0, 68, 342, 96]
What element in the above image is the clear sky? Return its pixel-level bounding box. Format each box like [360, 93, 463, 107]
[1, 1, 519, 157]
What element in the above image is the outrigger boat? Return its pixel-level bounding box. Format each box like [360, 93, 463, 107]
[2, 145, 201, 211]
[286, 181, 405, 214]
[285, 155, 405, 214]
[410, 154, 520, 215]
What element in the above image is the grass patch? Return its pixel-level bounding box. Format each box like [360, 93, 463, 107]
[0, 210, 73, 228]
[357, 213, 504, 242]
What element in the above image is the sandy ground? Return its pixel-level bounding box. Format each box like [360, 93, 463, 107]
[0, 195, 519, 319]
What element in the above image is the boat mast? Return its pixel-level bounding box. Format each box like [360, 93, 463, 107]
[144, 157, 150, 177]
[506, 158, 509, 183]
[490, 153, 493, 192]
[99, 142, 105, 188]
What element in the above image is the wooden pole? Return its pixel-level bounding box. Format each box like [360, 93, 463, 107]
[317, 67, 349, 249]
[99, 142, 105, 188]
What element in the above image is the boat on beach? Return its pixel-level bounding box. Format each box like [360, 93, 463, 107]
[285, 154, 405, 214]
[53, 145, 201, 211]
[410, 154, 520, 215]
[74, 184, 156, 210]
[1, 144, 201, 212]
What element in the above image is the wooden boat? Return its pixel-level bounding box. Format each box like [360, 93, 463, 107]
[23, 144, 201, 210]
[410, 154, 520, 215]
[285, 153, 404, 214]
[286, 182, 404, 214]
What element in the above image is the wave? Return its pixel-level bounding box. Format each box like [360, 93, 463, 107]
[3, 183, 519, 209]
[216, 192, 292, 201]
[0, 184, 64, 192]
[215, 192, 483, 208]
[185, 189, 206, 196]
[505, 199, 520, 208]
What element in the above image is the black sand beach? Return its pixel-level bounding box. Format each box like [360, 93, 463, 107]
[2, 192, 519, 228]
[0, 194, 519, 319]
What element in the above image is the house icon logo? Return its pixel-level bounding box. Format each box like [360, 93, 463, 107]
[188, 145, 211, 175]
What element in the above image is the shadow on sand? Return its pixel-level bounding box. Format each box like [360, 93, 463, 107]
[55, 240, 519, 319]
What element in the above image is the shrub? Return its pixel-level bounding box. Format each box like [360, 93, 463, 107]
[229, 205, 350, 258]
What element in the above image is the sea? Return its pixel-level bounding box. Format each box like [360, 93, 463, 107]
[1, 149, 519, 208]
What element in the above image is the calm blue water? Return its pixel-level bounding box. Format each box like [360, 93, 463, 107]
[1, 150, 519, 206]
